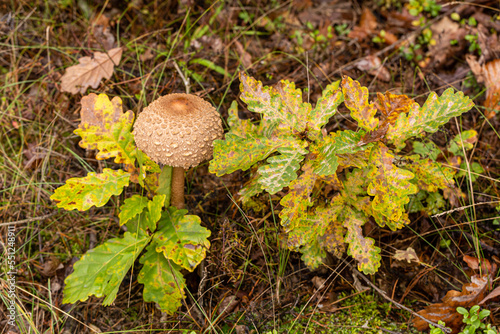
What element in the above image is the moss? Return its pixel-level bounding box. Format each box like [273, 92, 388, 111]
[257, 291, 421, 334]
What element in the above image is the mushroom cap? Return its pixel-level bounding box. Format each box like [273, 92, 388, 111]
[133, 93, 223, 168]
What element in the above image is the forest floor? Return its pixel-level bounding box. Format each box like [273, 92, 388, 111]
[1, 1, 500, 333]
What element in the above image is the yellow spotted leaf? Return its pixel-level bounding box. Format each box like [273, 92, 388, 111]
[239, 72, 310, 133]
[51, 168, 130, 211]
[279, 162, 317, 231]
[367, 144, 417, 225]
[344, 208, 381, 275]
[154, 207, 211, 272]
[342, 76, 379, 131]
[138, 243, 186, 314]
[386, 88, 474, 150]
[75, 93, 136, 166]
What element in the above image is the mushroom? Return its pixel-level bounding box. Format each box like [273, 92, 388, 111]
[133, 93, 223, 209]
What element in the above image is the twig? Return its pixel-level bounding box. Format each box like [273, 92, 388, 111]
[172, 60, 190, 94]
[344, 261, 452, 333]
[432, 201, 500, 218]
[1, 212, 58, 226]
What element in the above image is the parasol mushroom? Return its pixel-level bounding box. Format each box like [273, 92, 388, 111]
[133, 93, 223, 209]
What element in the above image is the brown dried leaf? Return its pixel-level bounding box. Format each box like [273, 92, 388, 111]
[466, 55, 483, 83]
[348, 8, 377, 40]
[483, 59, 500, 119]
[355, 55, 390, 82]
[311, 276, 326, 290]
[466, 57, 500, 119]
[463, 255, 494, 273]
[90, 14, 115, 50]
[218, 295, 239, 316]
[234, 41, 252, 69]
[61, 47, 123, 94]
[414, 260, 497, 333]
[480, 285, 500, 305]
[393, 247, 419, 263]
[428, 17, 467, 67]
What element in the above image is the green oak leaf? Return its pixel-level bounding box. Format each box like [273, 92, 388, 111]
[51, 168, 130, 211]
[343, 208, 381, 275]
[315, 196, 346, 258]
[119, 195, 148, 226]
[307, 80, 343, 139]
[257, 141, 308, 194]
[239, 170, 265, 204]
[137, 243, 186, 314]
[63, 231, 150, 305]
[405, 155, 455, 192]
[131, 148, 161, 186]
[144, 194, 166, 232]
[386, 88, 474, 150]
[154, 207, 211, 271]
[342, 76, 379, 131]
[75, 93, 136, 166]
[209, 134, 276, 176]
[367, 144, 418, 225]
[447, 129, 478, 157]
[311, 130, 368, 176]
[412, 141, 440, 161]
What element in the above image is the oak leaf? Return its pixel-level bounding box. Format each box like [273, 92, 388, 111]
[61, 47, 122, 94]
[414, 258, 497, 333]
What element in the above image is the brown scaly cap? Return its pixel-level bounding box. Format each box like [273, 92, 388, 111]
[133, 93, 223, 168]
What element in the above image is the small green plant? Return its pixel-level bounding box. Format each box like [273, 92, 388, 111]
[372, 30, 387, 44]
[291, 23, 335, 52]
[399, 28, 435, 63]
[457, 305, 496, 334]
[430, 320, 451, 334]
[407, 0, 441, 18]
[51, 94, 213, 314]
[210, 73, 473, 274]
[334, 23, 350, 36]
[430, 306, 497, 334]
[465, 33, 482, 55]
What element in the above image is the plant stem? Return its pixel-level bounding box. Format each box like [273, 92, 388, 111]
[171, 166, 185, 209]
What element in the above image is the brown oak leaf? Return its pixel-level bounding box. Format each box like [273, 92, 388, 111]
[61, 47, 123, 94]
[414, 258, 497, 333]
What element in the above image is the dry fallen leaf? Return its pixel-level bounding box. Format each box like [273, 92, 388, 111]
[61, 47, 123, 94]
[234, 40, 252, 69]
[463, 255, 495, 273]
[393, 247, 419, 263]
[479, 285, 500, 305]
[428, 17, 467, 67]
[414, 258, 497, 333]
[466, 57, 500, 119]
[90, 14, 115, 50]
[482, 59, 500, 119]
[348, 7, 377, 40]
[217, 295, 239, 316]
[355, 55, 390, 82]
[311, 276, 326, 290]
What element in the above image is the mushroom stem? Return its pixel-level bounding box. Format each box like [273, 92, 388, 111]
[170, 166, 186, 209]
